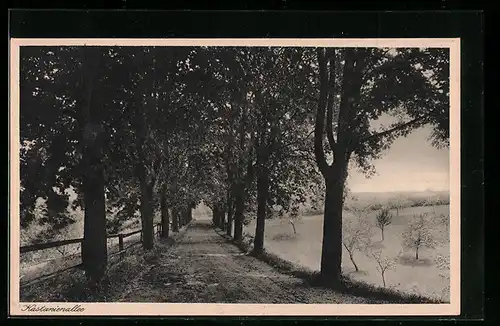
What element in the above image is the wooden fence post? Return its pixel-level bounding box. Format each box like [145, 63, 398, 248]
[118, 234, 124, 259]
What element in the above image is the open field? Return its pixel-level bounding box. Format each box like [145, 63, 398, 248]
[244, 203, 450, 301]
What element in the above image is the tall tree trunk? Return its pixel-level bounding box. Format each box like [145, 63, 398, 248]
[253, 164, 270, 254]
[160, 187, 169, 238]
[172, 207, 179, 232]
[233, 152, 255, 242]
[233, 100, 251, 242]
[180, 208, 186, 228]
[139, 177, 154, 250]
[320, 164, 346, 282]
[233, 184, 245, 242]
[184, 208, 190, 227]
[177, 209, 182, 230]
[81, 140, 107, 284]
[219, 202, 226, 231]
[134, 48, 157, 251]
[178, 208, 184, 229]
[215, 203, 222, 229]
[212, 205, 219, 228]
[80, 47, 107, 285]
[137, 125, 154, 249]
[188, 204, 193, 223]
[381, 228, 385, 241]
[415, 246, 419, 260]
[226, 193, 234, 236]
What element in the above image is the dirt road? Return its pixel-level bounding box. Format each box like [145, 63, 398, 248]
[116, 220, 380, 303]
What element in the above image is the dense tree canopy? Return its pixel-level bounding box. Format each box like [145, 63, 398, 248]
[19, 45, 449, 284]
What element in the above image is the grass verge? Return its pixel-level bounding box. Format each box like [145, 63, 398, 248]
[20, 220, 195, 302]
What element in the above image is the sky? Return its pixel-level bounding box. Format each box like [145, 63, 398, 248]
[346, 124, 449, 193]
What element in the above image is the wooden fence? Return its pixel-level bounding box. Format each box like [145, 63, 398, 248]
[19, 222, 187, 287]
[20, 223, 163, 255]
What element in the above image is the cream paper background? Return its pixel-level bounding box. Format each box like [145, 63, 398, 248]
[9, 38, 461, 316]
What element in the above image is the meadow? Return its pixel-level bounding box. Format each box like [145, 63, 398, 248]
[244, 191, 451, 301]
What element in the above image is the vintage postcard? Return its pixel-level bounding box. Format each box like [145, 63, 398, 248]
[9, 38, 460, 316]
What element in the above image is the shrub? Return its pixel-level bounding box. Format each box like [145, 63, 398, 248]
[369, 248, 397, 287]
[375, 208, 393, 241]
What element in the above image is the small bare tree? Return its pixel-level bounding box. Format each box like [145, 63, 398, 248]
[369, 248, 397, 287]
[288, 219, 297, 234]
[375, 207, 393, 241]
[343, 208, 373, 272]
[278, 207, 301, 235]
[402, 213, 437, 260]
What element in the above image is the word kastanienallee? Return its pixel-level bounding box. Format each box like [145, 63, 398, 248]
[21, 304, 85, 312]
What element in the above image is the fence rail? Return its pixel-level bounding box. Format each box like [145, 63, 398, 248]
[20, 223, 162, 254]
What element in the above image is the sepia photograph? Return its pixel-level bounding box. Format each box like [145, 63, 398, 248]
[9, 38, 460, 316]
